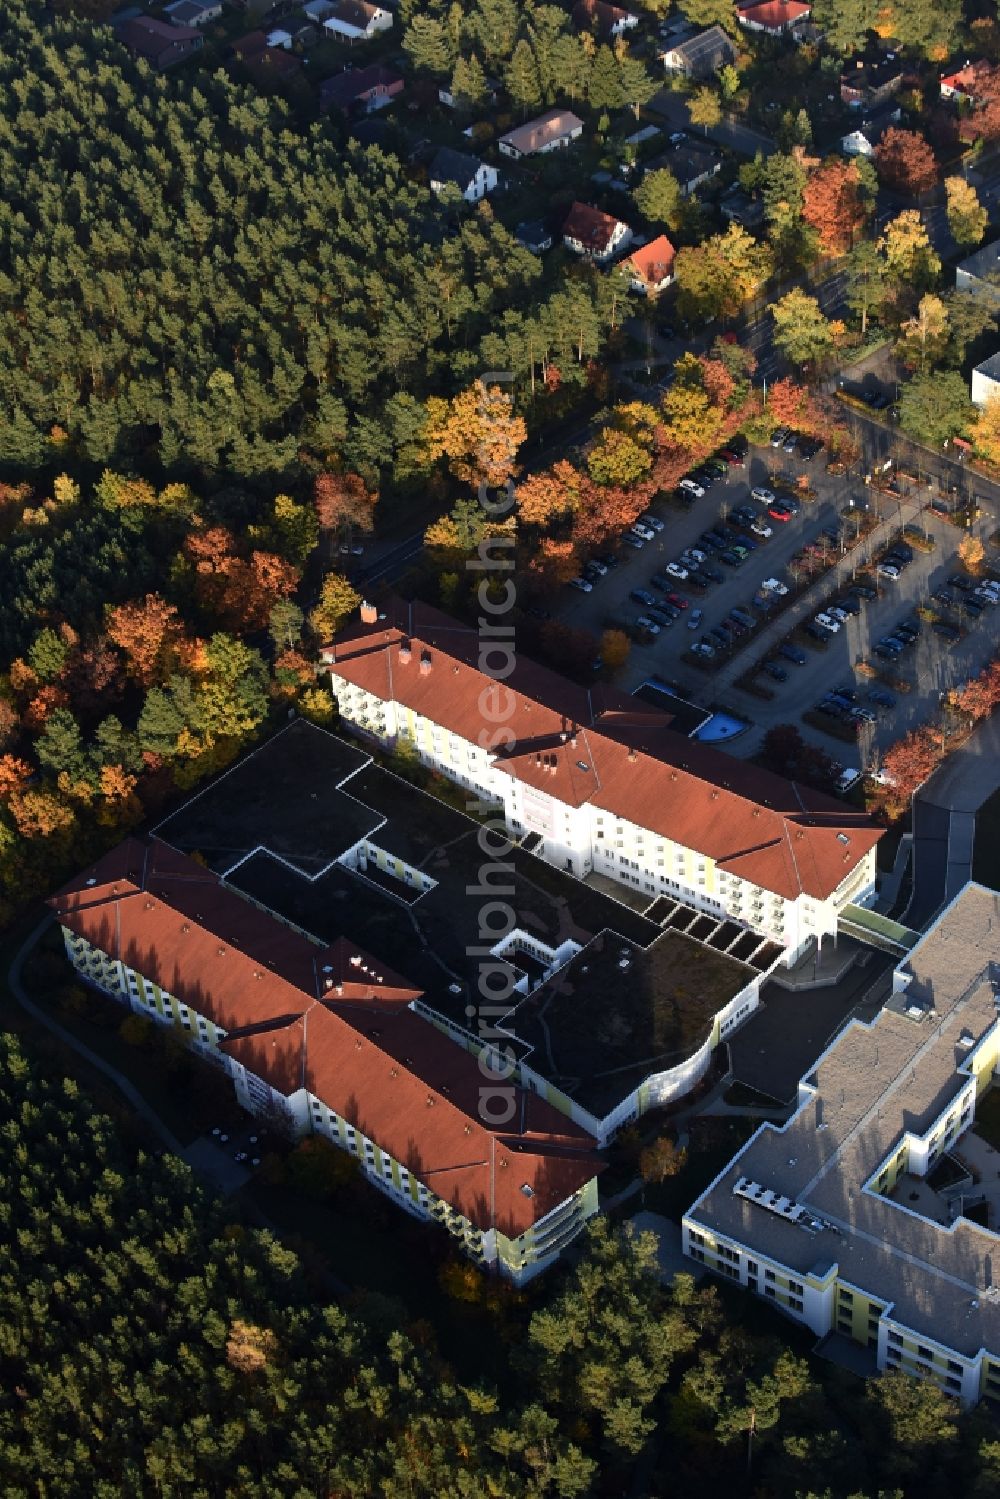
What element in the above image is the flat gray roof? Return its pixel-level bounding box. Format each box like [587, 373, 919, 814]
[687, 883, 1000, 1358]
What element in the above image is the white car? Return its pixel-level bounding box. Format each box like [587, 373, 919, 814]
[679, 478, 705, 498]
[762, 577, 788, 596]
[639, 513, 665, 532]
[631, 522, 656, 541]
[877, 562, 900, 580]
[666, 561, 689, 580]
[568, 576, 593, 593]
[828, 606, 849, 624]
[752, 487, 776, 503]
[815, 612, 840, 632]
[750, 518, 773, 537]
[635, 615, 661, 635]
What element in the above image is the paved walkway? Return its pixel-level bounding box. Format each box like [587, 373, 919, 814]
[8, 914, 186, 1156]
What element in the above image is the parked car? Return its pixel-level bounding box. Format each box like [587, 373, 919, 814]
[622, 533, 645, 549]
[664, 591, 689, 610]
[797, 435, 824, 459]
[948, 573, 974, 592]
[762, 577, 789, 596]
[635, 615, 660, 635]
[678, 478, 705, 497]
[868, 688, 896, 708]
[586, 558, 609, 576]
[814, 612, 840, 632]
[782, 431, 799, 453]
[568, 577, 592, 592]
[597, 553, 619, 570]
[631, 522, 655, 542]
[762, 661, 788, 681]
[749, 517, 773, 538]
[778, 643, 807, 664]
[730, 607, 756, 628]
[639, 513, 665, 532]
[719, 550, 742, 568]
[700, 530, 726, 550]
[687, 608, 704, 630]
[877, 562, 901, 580]
[751, 487, 775, 504]
[583, 564, 604, 584]
[726, 614, 749, 637]
[933, 621, 961, 641]
[666, 561, 689, 580]
[837, 594, 860, 615]
[709, 626, 732, 647]
[630, 588, 656, 607]
[768, 501, 794, 522]
[691, 640, 714, 657]
[805, 622, 833, 642]
[770, 426, 789, 447]
[647, 606, 676, 626]
[700, 564, 725, 584]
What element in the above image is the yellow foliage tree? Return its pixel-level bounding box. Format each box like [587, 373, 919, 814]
[423, 380, 527, 488]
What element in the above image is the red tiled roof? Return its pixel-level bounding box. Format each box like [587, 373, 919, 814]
[941, 60, 991, 96]
[737, 0, 811, 26]
[49, 840, 600, 1237]
[626, 234, 676, 286]
[323, 603, 882, 902]
[562, 200, 625, 253]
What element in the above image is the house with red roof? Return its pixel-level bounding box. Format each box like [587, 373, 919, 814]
[737, 0, 811, 36]
[321, 600, 882, 962]
[941, 59, 994, 106]
[625, 234, 676, 294]
[50, 834, 603, 1282]
[562, 201, 633, 263]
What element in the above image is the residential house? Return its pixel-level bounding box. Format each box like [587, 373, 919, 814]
[684, 884, 1000, 1410]
[498, 108, 584, 158]
[665, 139, 721, 196]
[737, 0, 812, 36]
[119, 14, 203, 68]
[303, 0, 336, 19]
[661, 25, 736, 78]
[562, 201, 633, 263]
[320, 63, 404, 113]
[163, 0, 221, 25]
[720, 187, 765, 228]
[322, 599, 882, 960]
[941, 59, 993, 105]
[841, 101, 901, 156]
[439, 76, 501, 109]
[516, 219, 553, 253]
[972, 351, 1000, 406]
[956, 237, 1000, 306]
[230, 30, 303, 82]
[429, 147, 498, 202]
[266, 22, 318, 49]
[624, 234, 676, 294]
[572, 0, 640, 38]
[323, 0, 393, 43]
[840, 50, 904, 109]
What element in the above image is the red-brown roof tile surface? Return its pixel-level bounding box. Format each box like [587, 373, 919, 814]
[50, 839, 600, 1237]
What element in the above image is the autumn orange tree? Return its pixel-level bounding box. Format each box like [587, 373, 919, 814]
[423, 379, 527, 489]
[873, 128, 938, 197]
[313, 471, 377, 558]
[802, 158, 869, 254]
[105, 595, 182, 687]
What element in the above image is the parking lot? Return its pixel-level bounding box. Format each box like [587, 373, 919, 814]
[555, 442, 1000, 765]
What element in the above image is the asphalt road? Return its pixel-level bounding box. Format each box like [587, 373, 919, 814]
[646, 88, 777, 160]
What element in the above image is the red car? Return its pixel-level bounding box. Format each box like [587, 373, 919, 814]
[768, 502, 794, 522]
[664, 591, 689, 610]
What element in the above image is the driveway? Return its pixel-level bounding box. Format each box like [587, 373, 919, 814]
[646, 88, 776, 158]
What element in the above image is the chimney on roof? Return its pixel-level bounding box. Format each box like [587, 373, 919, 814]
[420, 651, 432, 675]
[627, 748, 636, 762]
[360, 600, 378, 625]
[399, 641, 412, 664]
[570, 734, 577, 748]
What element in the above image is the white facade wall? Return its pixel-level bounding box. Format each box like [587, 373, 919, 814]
[327, 672, 876, 955]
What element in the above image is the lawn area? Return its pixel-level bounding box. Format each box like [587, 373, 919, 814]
[973, 785, 1000, 892]
[974, 1086, 1000, 1152]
